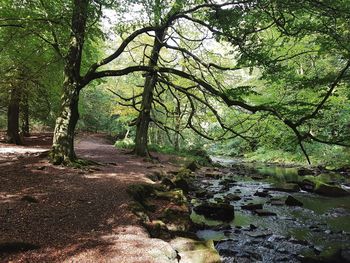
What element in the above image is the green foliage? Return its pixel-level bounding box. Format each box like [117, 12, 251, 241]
[1, 0, 349, 170]
[148, 143, 211, 166]
[114, 138, 135, 149]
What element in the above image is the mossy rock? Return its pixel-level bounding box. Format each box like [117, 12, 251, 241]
[144, 220, 172, 239]
[298, 167, 315, 176]
[301, 176, 350, 197]
[315, 183, 350, 197]
[177, 168, 193, 177]
[147, 170, 166, 182]
[285, 195, 303, 206]
[161, 177, 176, 189]
[170, 238, 221, 263]
[299, 179, 316, 192]
[129, 201, 150, 223]
[127, 183, 163, 201]
[154, 189, 187, 204]
[161, 207, 192, 232]
[187, 161, 200, 172]
[173, 176, 191, 193]
[268, 183, 300, 193]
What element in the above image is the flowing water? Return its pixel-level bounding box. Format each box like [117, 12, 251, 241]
[190, 157, 350, 262]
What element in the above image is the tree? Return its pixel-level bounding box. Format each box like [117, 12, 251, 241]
[0, 0, 65, 143]
[119, 0, 350, 163]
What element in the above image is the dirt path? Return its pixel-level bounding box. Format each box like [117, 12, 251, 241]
[0, 133, 180, 263]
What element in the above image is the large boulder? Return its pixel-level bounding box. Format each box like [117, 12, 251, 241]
[315, 183, 350, 197]
[299, 179, 316, 192]
[193, 202, 235, 221]
[170, 238, 221, 263]
[285, 195, 303, 206]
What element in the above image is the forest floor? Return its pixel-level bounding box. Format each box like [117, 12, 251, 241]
[0, 132, 183, 263]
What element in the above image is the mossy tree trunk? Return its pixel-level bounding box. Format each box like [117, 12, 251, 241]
[51, 86, 80, 164]
[50, 0, 88, 164]
[7, 85, 23, 145]
[134, 28, 166, 157]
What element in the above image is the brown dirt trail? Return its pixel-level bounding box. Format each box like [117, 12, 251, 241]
[0, 133, 179, 263]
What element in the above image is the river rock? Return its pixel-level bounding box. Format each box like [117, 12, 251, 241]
[193, 202, 235, 221]
[285, 195, 303, 206]
[241, 203, 263, 211]
[268, 183, 300, 193]
[299, 179, 315, 192]
[161, 177, 176, 189]
[224, 193, 241, 201]
[219, 178, 237, 185]
[194, 189, 207, 198]
[173, 177, 190, 193]
[315, 183, 350, 197]
[186, 161, 200, 172]
[254, 190, 269, 197]
[220, 185, 231, 192]
[214, 197, 224, 203]
[270, 200, 285, 206]
[255, 209, 277, 216]
[289, 237, 308, 245]
[298, 167, 315, 176]
[161, 207, 192, 232]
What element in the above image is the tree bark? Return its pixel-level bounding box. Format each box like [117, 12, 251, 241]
[174, 93, 181, 151]
[21, 92, 30, 137]
[49, 0, 88, 164]
[7, 86, 23, 145]
[51, 86, 80, 164]
[134, 28, 166, 156]
[174, 115, 180, 151]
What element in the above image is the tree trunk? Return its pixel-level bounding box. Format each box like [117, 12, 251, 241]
[50, 86, 80, 164]
[174, 99, 181, 151]
[49, 0, 88, 164]
[21, 92, 30, 137]
[134, 29, 166, 156]
[134, 71, 156, 156]
[7, 86, 23, 145]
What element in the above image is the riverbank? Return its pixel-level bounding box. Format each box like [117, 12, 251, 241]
[129, 155, 350, 262]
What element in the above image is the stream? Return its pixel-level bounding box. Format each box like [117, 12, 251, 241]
[189, 157, 350, 262]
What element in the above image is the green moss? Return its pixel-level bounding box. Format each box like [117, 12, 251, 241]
[170, 238, 221, 263]
[176, 168, 193, 177]
[154, 189, 187, 204]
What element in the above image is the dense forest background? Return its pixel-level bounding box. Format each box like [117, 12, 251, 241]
[1, 0, 349, 167]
